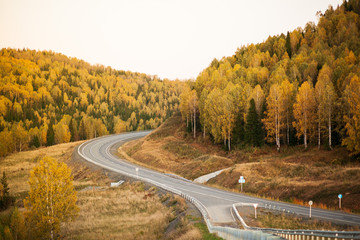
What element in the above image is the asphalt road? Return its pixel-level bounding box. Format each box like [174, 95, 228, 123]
[77, 131, 360, 227]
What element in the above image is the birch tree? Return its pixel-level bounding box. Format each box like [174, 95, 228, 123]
[264, 84, 284, 151]
[204, 88, 223, 143]
[293, 81, 316, 149]
[315, 64, 336, 149]
[24, 157, 79, 239]
[281, 79, 295, 145]
[222, 84, 237, 150]
[199, 89, 209, 138]
[204, 87, 236, 149]
[189, 90, 198, 138]
[179, 85, 191, 129]
[342, 75, 360, 155]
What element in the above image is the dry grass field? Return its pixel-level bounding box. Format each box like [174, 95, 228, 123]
[122, 112, 360, 213]
[237, 206, 360, 231]
[62, 183, 171, 239]
[0, 141, 216, 240]
[0, 141, 85, 198]
[210, 148, 360, 212]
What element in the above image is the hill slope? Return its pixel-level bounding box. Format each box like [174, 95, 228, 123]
[179, 0, 360, 156]
[0, 49, 184, 157]
[122, 113, 360, 213]
[122, 112, 238, 180]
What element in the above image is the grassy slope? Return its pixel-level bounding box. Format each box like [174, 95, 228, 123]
[122, 112, 360, 213]
[122, 112, 237, 180]
[0, 141, 219, 240]
[237, 206, 359, 231]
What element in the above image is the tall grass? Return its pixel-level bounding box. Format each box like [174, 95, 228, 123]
[61, 184, 172, 239]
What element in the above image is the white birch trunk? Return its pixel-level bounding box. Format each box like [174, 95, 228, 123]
[328, 106, 332, 149]
[318, 111, 321, 149]
[304, 111, 307, 149]
[228, 133, 231, 151]
[287, 109, 290, 145]
[276, 110, 280, 152]
[193, 100, 196, 139]
[228, 116, 231, 151]
[190, 113, 193, 132]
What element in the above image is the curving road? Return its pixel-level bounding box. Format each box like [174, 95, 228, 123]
[77, 131, 360, 227]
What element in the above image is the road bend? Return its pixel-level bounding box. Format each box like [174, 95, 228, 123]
[77, 131, 360, 227]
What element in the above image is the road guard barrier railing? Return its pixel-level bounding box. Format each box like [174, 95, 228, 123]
[77, 142, 282, 240]
[232, 203, 360, 240]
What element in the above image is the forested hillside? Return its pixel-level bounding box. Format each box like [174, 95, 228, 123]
[180, 0, 360, 156]
[0, 49, 184, 156]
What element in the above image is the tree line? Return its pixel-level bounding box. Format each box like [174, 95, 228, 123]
[180, 0, 360, 156]
[0, 49, 184, 157]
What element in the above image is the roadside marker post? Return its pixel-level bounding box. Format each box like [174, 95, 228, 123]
[253, 203, 258, 219]
[338, 194, 342, 209]
[239, 176, 245, 192]
[309, 200, 313, 218]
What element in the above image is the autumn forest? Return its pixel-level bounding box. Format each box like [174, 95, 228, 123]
[180, 0, 360, 157]
[0, 49, 184, 157]
[1, 0, 360, 158]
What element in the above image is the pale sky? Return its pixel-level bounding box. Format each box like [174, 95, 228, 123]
[0, 0, 343, 80]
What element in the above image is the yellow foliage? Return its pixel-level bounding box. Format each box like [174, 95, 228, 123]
[293, 81, 316, 149]
[263, 84, 284, 149]
[24, 156, 79, 239]
[342, 76, 360, 155]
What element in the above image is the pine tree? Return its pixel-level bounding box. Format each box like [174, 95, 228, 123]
[79, 119, 86, 140]
[245, 99, 262, 147]
[46, 120, 55, 146]
[232, 113, 245, 145]
[31, 135, 40, 148]
[0, 171, 12, 210]
[1, 171, 9, 197]
[69, 119, 79, 142]
[286, 31, 292, 58]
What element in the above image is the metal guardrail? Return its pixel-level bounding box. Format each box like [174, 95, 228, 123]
[232, 203, 360, 240]
[77, 141, 282, 240]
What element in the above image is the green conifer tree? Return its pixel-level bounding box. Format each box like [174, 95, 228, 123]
[286, 31, 292, 58]
[69, 119, 79, 142]
[1, 172, 9, 197]
[245, 99, 262, 147]
[0, 171, 12, 210]
[232, 113, 245, 145]
[46, 120, 55, 146]
[31, 135, 40, 148]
